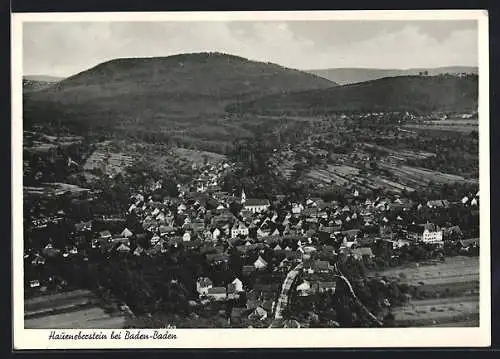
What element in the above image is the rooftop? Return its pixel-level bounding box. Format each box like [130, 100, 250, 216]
[245, 199, 270, 206]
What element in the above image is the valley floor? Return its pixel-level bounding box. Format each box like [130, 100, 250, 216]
[369, 256, 480, 327]
[24, 289, 127, 329]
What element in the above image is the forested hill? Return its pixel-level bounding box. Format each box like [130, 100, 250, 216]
[23, 52, 336, 133]
[48, 52, 335, 98]
[227, 74, 478, 116]
[306, 66, 478, 85]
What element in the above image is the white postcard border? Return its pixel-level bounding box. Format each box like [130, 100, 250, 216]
[11, 9, 491, 349]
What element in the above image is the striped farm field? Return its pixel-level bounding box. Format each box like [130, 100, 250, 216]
[307, 164, 415, 194]
[306, 169, 349, 186]
[400, 166, 465, 182]
[172, 147, 226, 165]
[378, 162, 476, 187]
[369, 256, 479, 285]
[391, 296, 479, 327]
[362, 143, 435, 160]
[424, 120, 478, 126]
[306, 160, 474, 194]
[25, 307, 126, 329]
[372, 256, 480, 327]
[370, 176, 415, 192]
[403, 124, 477, 134]
[25, 289, 95, 315]
[328, 165, 360, 176]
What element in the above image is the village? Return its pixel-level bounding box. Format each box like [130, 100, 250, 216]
[16, 14, 488, 352]
[23, 150, 480, 328]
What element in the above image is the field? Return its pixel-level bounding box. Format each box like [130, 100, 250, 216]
[428, 319, 479, 327]
[370, 256, 479, 285]
[280, 161, 297, 180]
[403, 124, 477, 133]
[362, 143, 436, 161]
[391, 296, 479, 327]
[306, 165, 355, 186]
[25, 290, 126, 329]
[378, 163, 478, 186]
[82, 139, 228, 179]
[307, 164, 415, 194]
[306, 169, 349, 186]
[25, 307, 126, 329]
[25, 289, 95, 315]
[24, 182, 91, 199]
[23, 132, 84, 154]
[302, 153, 475, 195]
[83, 149, 135, 177]
[172, 147, 227, 166]
[424, 119, 478, 126]
[369, 256, 480, 327]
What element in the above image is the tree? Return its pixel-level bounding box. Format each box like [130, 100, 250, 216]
[383, 311, 395, 327]
[162, 179, 180, 198]
[229, 201, 243, 216]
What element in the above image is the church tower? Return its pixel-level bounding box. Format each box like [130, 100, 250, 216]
[241, 188, 246, 204]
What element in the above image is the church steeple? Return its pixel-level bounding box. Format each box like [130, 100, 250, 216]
[241, 188, 246, 204]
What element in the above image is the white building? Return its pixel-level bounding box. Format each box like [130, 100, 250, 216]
[231, 222, 249, 238]
[182, 231, 191, 242]
[244, 199, 271, 213]
[121, 228, 133, 238]
[292, 204, 303, 214]
[241, 189, 247, 204]
[254, 256, 268, 270]
[231, 278, 244, 292]
[296, 280, 311, 296]
[422, 228, 443, 244]
[410, 223, 443, 244]
[196, 277, 213, 296]
[212, 228, 221, 241]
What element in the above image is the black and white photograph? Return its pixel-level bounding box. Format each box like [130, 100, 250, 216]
[12, 10, 490, 349]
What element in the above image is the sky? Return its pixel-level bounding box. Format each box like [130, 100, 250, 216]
[23, 20, 478, 77]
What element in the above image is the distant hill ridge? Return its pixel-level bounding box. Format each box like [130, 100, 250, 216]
[23, 76, 63, 93]
[23, 79, 56, 93]
[24, 75, 64, 83]
[23, 52, 477, 153]
[23, 52, 336, 145]
[48, 52, 337, 99]
[306, 66, 478, 85]
[228, 74, 478, 115]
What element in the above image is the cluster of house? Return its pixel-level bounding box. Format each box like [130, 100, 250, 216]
[196, 277, 244, 301]
[29, 215, 64, 229]
[193, 254, 342, 324]
[24, 156, 480, 311]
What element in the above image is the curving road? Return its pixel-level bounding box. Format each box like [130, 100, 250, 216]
[333, 274, 383, 327]
[272, 262, 382, 327]
[273, 263, 303, 320]
[333, 263, 383, 327]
